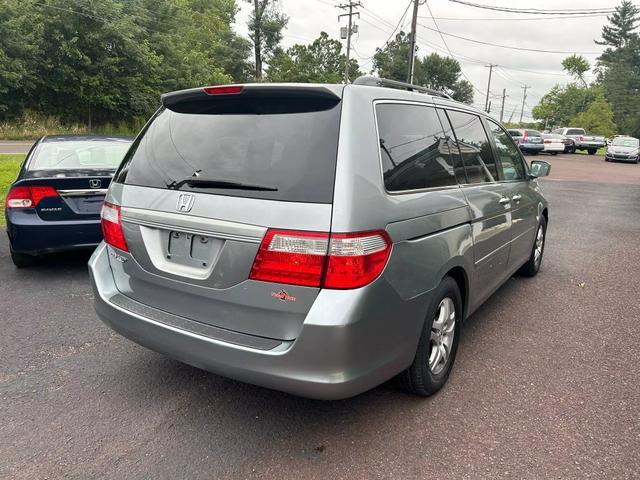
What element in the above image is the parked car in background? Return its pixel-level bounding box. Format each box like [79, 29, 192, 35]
[507, 129, 545, 155]
[90, 77, 551, 400]
[605, 136, 639, 163]
[5, 135, 133, 267]
[541, 133, 566, 155]
[552, 128, 606, 154]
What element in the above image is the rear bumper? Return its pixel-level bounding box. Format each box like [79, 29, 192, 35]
[89, 243, 428, 400]
[543, 144, 564, 152]
[5, 209, 101, 254]
[519, 144, 544, 153]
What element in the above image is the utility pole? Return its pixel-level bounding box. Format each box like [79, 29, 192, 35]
[519, 85, 530, 124]
[407, 0, 420, 83]
[484, 64, 497, 112]
[338, 1, 361, 84]
[500, 88, 507, 123]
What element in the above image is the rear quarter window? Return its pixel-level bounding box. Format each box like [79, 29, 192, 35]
[375, 103, 461, 192]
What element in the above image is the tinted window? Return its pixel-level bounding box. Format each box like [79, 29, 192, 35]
[488, 121, 526, 181]
[116, 106, 341, 203]
[29, 140, 131, 170]
[525, 130, 541, 137]
[567, 129, 584, 135]
[376, 103, 459, 191]
[446, 110, 498, 184]
[507, 130, 521, 137]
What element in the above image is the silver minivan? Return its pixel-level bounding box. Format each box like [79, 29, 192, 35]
[89, 77, 550, 399]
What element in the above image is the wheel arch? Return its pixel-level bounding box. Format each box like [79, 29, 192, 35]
[443, 265, 469, 321]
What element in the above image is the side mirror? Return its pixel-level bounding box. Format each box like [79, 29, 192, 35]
[530, 160, 551, 178]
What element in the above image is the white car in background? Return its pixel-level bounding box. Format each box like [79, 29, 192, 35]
[542, 133, 566, 155]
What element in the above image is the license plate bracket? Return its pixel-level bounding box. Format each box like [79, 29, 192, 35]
[166, 230, 222, 268]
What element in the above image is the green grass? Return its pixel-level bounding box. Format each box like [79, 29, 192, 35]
[0, 154, 25, 227]
[573, 147, 607, 156]
[0, 111, 143, 140]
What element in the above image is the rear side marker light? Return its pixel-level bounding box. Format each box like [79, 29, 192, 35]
[203, 85, 243, 95]
[6, 185, 58, 209]
[249, 229, 392, 289]
[101, 202, 128, 252]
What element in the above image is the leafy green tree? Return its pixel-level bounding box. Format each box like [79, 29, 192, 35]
[373, 33, 474, 104]
[596, 0, 640, 63]
[562, 54, 590, 87]
[0, 1, 37, 117]
[246, 0, 288, 79]
[596, 1, 640, 137]
[373, 32, 414, 82]
[266, 32, 360, 83]
[532, 83, 601, 128]
[569, 95, 617, 137]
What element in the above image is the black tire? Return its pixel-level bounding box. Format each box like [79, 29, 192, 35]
[567, 146, 576, 154]
[399, 276, 462, 397]
[588, 149, 597, 155]
[551, 152, 558, 155]
[530, 151, 539, 155]
[517, 216, 547, 277]
[10, 247, 36, 268]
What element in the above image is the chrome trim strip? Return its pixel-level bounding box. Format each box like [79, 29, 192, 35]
[474, 225, 536, 266]
[120, 206, 266, 244]
[58, 189, 108, 196]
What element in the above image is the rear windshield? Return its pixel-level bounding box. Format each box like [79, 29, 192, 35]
[116, 105, 341, 203]
[567, 128, 584, 135]
[525, 130, 541, 137]
[29, 140, 131, 170]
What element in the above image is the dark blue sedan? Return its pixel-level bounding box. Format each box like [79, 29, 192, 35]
[4, 135, 132, 267]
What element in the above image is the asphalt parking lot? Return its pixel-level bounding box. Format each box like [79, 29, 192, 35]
[1, 153, 639, 479]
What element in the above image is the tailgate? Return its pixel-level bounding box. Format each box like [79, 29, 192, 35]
[108, 186, 332, 341]
[105, 84, 342, 341]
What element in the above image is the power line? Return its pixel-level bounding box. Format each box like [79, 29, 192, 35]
[447, 0, 616, 15]
[416, 13, 611, 21]
[422, 0, 487, 98]
[417, 23, 603, 54]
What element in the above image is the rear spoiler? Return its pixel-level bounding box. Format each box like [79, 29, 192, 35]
[161, 84, 343, 114]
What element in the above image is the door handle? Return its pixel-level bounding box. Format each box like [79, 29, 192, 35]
[499, 197, 511, 205]
[511, 194, 522, 202]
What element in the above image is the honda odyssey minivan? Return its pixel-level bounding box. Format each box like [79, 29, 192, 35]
[89, 76, 550, 399]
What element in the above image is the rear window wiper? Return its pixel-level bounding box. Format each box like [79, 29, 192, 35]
[167, 177, 278, 192]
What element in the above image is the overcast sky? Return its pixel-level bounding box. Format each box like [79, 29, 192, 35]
[233, 0, 622, 121]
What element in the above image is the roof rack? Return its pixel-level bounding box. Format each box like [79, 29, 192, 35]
[352, 75, 452, 100]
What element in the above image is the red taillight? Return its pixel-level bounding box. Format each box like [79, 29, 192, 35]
[6, 185, 58, 209]
[324, 231, 392, 289]
[249, 229, 392, 289]
[522, 130, 527, 142]
[101, 202, 128, 252]
[203, 85, 243, 95]
[249, 230, 329, 287]
[579, 135, 584, 141]
[544, 139, 552, 144]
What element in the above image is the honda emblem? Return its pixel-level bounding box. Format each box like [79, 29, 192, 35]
[89, 179, 102, 189]
[176, 193, 195, 213]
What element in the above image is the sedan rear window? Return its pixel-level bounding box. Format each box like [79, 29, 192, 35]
[525, 130, 542, 137]
[29, 139, 132, 170]
[116, 104, 341, 204]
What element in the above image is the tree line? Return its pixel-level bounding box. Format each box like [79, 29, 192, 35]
[533, 1, 639, 138]
[0, 0, 474, 129]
